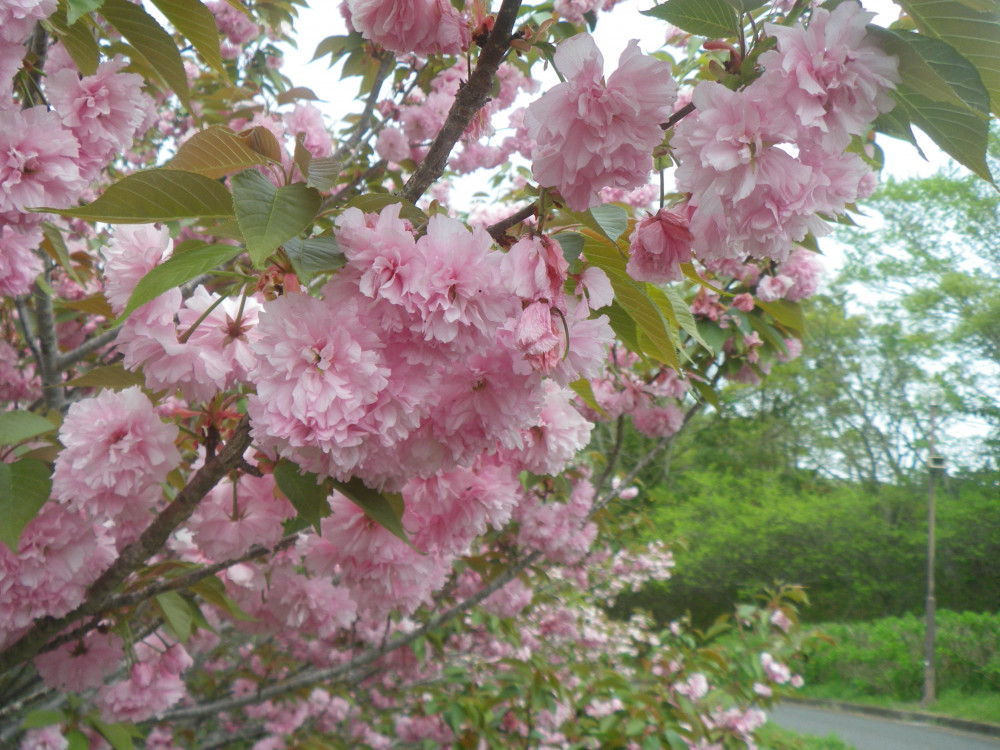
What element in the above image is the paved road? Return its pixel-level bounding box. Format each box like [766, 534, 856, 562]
[769, 704, 1000, 750]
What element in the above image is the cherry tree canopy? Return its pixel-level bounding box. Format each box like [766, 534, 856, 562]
[0, 0, 997, 747]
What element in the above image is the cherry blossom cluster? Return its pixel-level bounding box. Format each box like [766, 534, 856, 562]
[0, 29, 152, 297]
[672, 2, 898, 265]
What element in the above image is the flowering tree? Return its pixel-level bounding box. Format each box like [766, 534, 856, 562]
[0, 0, 997, 747]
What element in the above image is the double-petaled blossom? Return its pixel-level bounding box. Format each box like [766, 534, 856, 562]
[346, 0, 468, 56]
[527, 34, 676, 210]
[51, 386, 181, 525]
[759, 2, 899, 151]
[626, 206, 694, 284]
[0, 106, 85, 228]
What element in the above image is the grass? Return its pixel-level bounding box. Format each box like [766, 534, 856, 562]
[756, 723, 856, 750]
[798, 684, 1000, 725]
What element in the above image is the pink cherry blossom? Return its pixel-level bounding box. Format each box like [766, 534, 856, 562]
[526, 34, 676, 210]
[759, 2, 899, 151]
[0, 106, 85, 228]
[46, 56, 153, 172]
[51, 386, 181, 523]
[0, 504, 115, 647]
[188, 473, 294, 561]
[34, 630, 124, 693]
[0, 225, 43, 297]
[631, 402, 684, 438]
[102, 223, 172, 315]
[346, 0, 469, 56]
[626, 207, 693, 284]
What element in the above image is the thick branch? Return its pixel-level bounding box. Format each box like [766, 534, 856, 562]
[0, 416, 254, 677]
[33, 275, 65, 412]
[399, 0, 523, 204]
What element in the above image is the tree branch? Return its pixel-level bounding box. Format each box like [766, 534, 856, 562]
[331, 52, 396, 165]
[35, 533, 298, 659]
[157, 547, 544, 722]
[487, 202, 537, 242]
[33, 273, 65, 412]
[55, 326, 120, 372]
[0, 416, 254, 677]
[399, 0, 523, 204]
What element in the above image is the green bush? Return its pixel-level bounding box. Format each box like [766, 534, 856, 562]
[802, 610, 1000, 699]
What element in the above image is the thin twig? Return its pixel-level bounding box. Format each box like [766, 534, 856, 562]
[331, 52, 396, 164]
[55, 326, 121, 372]
[487, 202, 537, 242]
[660, 101, 696, 131]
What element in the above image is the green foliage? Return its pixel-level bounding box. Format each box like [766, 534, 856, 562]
[755, 724, 856, 750]
[802, 610, 1000, 701]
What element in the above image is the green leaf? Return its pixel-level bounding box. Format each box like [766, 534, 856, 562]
[66, 732, 89, 750]
[231, 170, 321, 267]
[156, 591, 195, 643]
[870, 28, 990, 114]
[569, 378, 609, 418]
[48, 1, 100, 75]
[889, 85, 993, 182]
[164, 126, 269, 179]
[273, 460, 331, 534]
[65, 364, 146, 391]
[343, 193, 426, 223]
[190, 576, 257, 621]
[589, 204, 629, 242]
[86, 717, 135, 750]
[756, 299, 806, 333]
[894, 0, 1000, 115]
[119, 244, 242, 321]
[582, 236, 680, 368]
[305, 157, 342, 191]
[40, 169, 234, 223]
[100, 0, 191, 111]
[0, 460, 53, 551]
[641, 0, 740, 39]
[66, 0, 103, 24]
[553, 232, 585, 265]
[40, 223, 78, 281]
[873, 106, 927, 159]
[282, 236, 345, 283]
[21, 709, 64, 730]
[311, 33, 364, 65]
[606, 300, 643, 357]
[276, 86, 321, 106]
[0, 411, 57, 446]
[689, 377, 720, 409]
[330, 476, 412, 547]
[650, 285, 711, 352]
[149, 0, 226, 76]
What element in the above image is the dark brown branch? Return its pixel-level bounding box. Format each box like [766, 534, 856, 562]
[399, 0, 523, 204]
[0, 416, 254, 677]
[487, 202, 537, 242]
[660, 101, 696, 131]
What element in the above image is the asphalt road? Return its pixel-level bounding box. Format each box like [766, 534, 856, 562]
[769, 704, 1000, 750]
